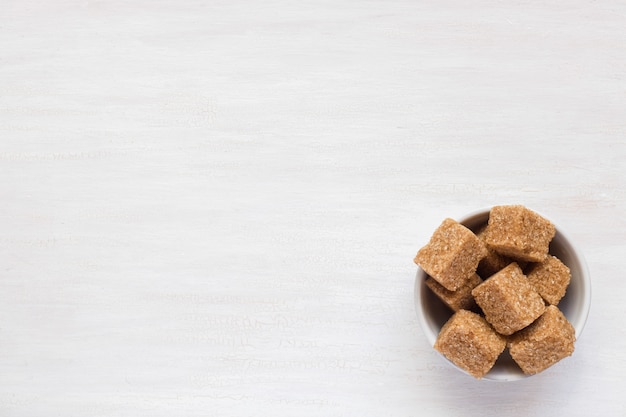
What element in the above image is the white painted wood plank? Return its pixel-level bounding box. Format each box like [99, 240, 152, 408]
[1, 0, 625, 415]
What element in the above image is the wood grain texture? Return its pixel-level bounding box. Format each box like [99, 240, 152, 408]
[1, 0, 625, 415]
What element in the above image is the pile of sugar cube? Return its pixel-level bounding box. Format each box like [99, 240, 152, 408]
[414, 205, 574, 379]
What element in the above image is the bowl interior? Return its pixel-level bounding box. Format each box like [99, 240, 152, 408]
[415, 209, 591, 381]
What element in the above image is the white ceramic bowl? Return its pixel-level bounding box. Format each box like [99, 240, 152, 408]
[414, 208, 592, 381]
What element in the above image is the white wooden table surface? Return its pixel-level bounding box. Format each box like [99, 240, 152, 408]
[1, 0, 625, 415]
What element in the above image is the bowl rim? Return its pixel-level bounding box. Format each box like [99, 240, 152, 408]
[414, 207, 592, 381]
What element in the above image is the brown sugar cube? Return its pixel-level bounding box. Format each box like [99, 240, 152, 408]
[414, 218, 487, 291]
[483, 205, 556, 263]
[475, 226, 515, 278]
[509, 305, 575, 375]
[426, 273, 482, 312]
[434, 309, 506, 379]
[471, 262, 546, 335]
[526, 255, 571, 305]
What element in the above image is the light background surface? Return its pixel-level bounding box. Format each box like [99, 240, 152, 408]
[1, 0, 625, 415]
